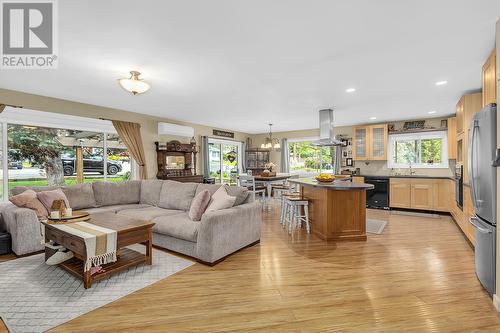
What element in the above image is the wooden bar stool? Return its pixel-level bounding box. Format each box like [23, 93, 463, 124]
[283, 196, 310, 234]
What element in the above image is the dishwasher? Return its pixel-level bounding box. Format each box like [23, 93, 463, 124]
[363, 176, 389, 209]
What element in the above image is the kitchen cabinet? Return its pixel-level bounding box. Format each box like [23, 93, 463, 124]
[461, 93, 482, 184]
[369, 125, 388, 160]
[433, 179, 451, 212]
[352, 176, 365, 184]
[389, 178, 411, 208]
[463, 185, 475, 243]
[456, 97, 464, 135]
[447, 117, 457, 160]
[389, 178, 452, 211]
[353, 124, 388, 160]
[410, 179, 434, 210]
[482, 49, 496, 107]
[353, 126, 369, 160]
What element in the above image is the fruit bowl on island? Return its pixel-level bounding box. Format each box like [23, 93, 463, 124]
[315, 174, 335, 183]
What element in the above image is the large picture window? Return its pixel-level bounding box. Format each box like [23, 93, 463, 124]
[288, 139, 334, 175]
[0, 108, 133, 200]
[387, 131, 448, 168]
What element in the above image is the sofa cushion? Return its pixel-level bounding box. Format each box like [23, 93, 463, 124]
[11, 185, 59, 196]
[158, 180, 197, 211]
[84, 203, 151, 215]
[92, 181, 141, 206]
[226, 186, 249, 206]
[118, 206, 183, 221]
[205, 185, 236, 213]
[62, 183, 97, 210]
[188, 189, 211, 221]
[36, 189, 70, 211]
[10, 189, 48, 217]
[195, 184, 249, 206]
[152, 213, 199, 242]
[140, 180, 164, 206]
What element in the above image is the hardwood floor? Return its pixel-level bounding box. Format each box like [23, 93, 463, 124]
[2, 205, 500, 332]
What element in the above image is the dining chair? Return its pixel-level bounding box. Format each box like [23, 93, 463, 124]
[238, 175, 266, 202]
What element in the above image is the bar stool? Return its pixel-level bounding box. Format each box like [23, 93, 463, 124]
[280, 192, 301, 226]
[283, 196, 310, 234]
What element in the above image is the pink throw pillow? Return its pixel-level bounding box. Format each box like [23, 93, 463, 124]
[10, 189, 48, 217]
[37, 188, 70, 211]
[188, 189, 211, 221]
[205, 185, 236, 213]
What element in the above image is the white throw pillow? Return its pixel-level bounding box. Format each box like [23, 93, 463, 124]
[205, 185, 236, 213]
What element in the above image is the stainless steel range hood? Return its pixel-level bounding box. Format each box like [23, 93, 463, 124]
[311, 108, 342, 146]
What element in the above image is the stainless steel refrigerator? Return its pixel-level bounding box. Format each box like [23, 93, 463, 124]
[468, 103, 497, 295]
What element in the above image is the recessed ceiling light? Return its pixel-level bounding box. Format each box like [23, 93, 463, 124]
[428, 110, 437, 114]
[369, 117, 377, 120]
[435, 80, 447, 86]
[345, 88, 356, 93]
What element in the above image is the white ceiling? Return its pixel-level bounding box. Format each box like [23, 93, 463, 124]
[0, 0, 498, 134]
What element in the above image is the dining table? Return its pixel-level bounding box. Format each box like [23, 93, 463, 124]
[253, 173, 292, 205]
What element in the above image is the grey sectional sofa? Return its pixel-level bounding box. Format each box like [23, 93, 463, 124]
[0, 180, 262, 265]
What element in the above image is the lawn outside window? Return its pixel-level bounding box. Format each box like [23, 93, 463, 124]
[387, 131, 449, 169]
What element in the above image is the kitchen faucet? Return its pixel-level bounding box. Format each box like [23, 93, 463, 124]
[409, 162, 416, 175]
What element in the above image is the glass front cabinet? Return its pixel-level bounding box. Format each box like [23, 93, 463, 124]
[353, 124, 388, 161]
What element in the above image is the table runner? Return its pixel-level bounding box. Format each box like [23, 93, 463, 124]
[50, 222, 117, 271]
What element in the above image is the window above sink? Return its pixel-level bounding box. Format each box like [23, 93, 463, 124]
[387, 131, 449, 169]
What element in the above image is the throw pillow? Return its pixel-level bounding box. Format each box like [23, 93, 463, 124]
[205, 185, 236, 213]
[188, 189, 211, 221]
[10, 189, 48, 217]
[37, 188, 70, 211]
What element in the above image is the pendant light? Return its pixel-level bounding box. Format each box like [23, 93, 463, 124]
[260, 123, 280, 150]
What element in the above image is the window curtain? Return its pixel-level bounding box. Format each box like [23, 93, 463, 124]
[241, 140, 247, 172]
[111, 120, 148, 179]
[280, 138, 289, 173]
[202, 136, 210, 177]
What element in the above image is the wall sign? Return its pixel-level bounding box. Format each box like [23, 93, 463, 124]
[213, 129, 234, 138]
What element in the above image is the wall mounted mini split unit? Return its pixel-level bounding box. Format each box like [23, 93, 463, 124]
[157, 122, 195, 137]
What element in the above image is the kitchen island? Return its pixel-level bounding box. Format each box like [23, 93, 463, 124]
[288, 178, 374, 241]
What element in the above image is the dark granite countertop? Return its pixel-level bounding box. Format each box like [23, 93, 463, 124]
[289, 178, 374, 190]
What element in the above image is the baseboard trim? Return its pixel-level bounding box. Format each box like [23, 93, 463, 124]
[493, 294, 500, 312]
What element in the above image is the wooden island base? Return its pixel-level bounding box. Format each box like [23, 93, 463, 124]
[289, 178, 374, 242]
[302, 186, 367, 241]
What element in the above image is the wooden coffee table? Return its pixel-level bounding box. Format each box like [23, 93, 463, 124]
[43, 212, 155, 289]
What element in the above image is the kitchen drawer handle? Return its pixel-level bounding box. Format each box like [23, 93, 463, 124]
[469, 216, 492, 234]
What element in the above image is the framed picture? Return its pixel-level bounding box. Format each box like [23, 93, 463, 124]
[441, 119, 448, 128]
[346, 158, 353, 166]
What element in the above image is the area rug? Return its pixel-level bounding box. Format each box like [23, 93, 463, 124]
[0, 245, 193, 333]
[366, 219, 388, 234]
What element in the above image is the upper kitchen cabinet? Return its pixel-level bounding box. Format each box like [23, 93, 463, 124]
[353, 126, 369, 160]
[461, 93, 482, 184]
[456, 97, 464, 135]
[482, 49, 496, 107]
[370, 125, 388, 160]
[447, 117, 457, 160]
[353, 124, 388, 160]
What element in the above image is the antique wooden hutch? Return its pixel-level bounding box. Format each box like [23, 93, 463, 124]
[155, 140, 204, 183]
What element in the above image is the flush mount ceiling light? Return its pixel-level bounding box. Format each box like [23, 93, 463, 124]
[118, 71, 150, 95]
[428, 110, 437, 114]
[435, 80, 448, 86]
[345, 88, 356, 93]
[261, 123, 280, 150]
[369, 116, 377, 120]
